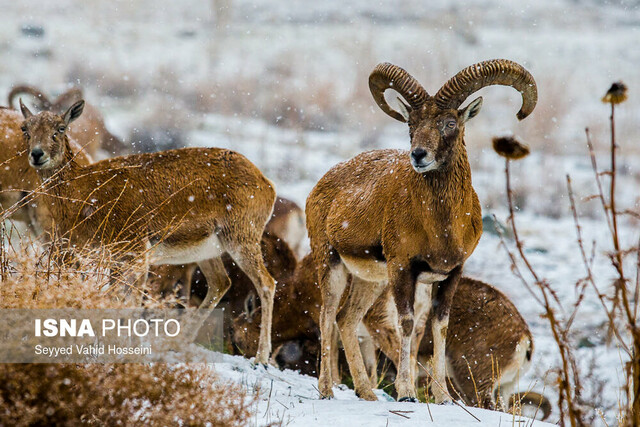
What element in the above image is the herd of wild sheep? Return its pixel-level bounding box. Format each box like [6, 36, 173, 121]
[0, 59, 551, 419]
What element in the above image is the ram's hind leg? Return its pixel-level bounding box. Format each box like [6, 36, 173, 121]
[363, 289, 401, 370]
[177, 257, 232, 343]
[336, 277, 386, 401]
[315, 254, 347, 399]
[198, 257, 231, 309]
[226, 240, 276, 365]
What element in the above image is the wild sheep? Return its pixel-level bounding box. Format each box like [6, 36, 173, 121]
[18, 99, 278, 363]
[363, 279, 535, 411]
[9, 85, 127, 157]
[0, 107, 92, 236]
[305, 59, 537, 401]
[232, 253, 548, 418]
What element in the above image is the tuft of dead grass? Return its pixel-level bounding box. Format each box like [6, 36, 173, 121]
[0, 363, 253, 427]
[0, 226, 253, 426]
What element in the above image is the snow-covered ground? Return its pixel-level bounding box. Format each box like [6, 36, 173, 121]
[213, 351, 555, 426]
[2, 0, 639, 425]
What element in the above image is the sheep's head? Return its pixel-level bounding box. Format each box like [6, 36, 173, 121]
[369, 59, 537, 173]
[19, 99, 84, 170]
[231, 292, 262, 356]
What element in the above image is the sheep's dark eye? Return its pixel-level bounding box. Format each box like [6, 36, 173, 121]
[21, 126, 27, 133]
[58, 126, 66, 133]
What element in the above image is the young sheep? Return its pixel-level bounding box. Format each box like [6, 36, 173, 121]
[232, 253, 548, 418]
[0, 107, 92, 236]
[18, 100, 278, 363]
[306, 59, 537, 401]
[8, 85, 127, 157]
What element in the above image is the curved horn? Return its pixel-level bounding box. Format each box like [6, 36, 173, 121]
[7, 85, 52, 111]
[369, 62, 429, 122]
[52, 87, 85, 112]
[434, 59, 537, 120]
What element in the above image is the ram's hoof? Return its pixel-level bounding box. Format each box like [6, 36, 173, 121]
[398, 396, 418, 403]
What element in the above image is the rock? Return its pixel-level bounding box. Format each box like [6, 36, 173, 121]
[578, 337, 596, 348]
[20, 24, 45, 38]
[482, 215, 513, 239]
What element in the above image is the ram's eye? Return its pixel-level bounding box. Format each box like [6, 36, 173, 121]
[58, 126, 66, 133]
[21, 126, 27, 133]
[446, 121, 456, 129]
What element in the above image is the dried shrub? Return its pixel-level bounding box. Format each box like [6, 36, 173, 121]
[495, 81, 640, 426]
[0, 363, 253, 427]
[0, 232, 252, 426]
[66, 62, 143, 99]
[0, 232, 168, 309]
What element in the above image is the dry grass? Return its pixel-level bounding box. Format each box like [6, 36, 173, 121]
[0, 224, 253, 426]
[183, 71, 350, 131]
[496, 85, 640, 426]
[0, 363, 253, 427]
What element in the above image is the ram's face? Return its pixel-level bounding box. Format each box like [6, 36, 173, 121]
[404, 97, 483, 174]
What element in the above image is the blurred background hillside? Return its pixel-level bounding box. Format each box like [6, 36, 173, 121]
[2, 0, 640, 215]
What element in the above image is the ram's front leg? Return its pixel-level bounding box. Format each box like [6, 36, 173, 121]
[430, 265, 462, 404]
[390, 262, 417, 402]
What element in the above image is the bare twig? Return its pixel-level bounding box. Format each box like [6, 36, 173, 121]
[567, 175, 630, 354]
[417, 361, 481, 422]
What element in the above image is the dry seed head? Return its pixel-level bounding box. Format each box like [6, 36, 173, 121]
[601, 81, 628, 105]
[492, 136, 530, 160]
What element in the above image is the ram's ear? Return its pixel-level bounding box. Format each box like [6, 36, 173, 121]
[243, 291, 259, 321]
[461, 96, 483, 122]
[396, 97, 411, 121]
[63, 100, 85, 125]
[19, 99, 33, 119]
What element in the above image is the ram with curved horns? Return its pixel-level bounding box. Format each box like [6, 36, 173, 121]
[305, 59, 537, 402]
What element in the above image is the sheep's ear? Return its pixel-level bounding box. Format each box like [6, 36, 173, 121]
[243, 292, 258, 320]
[396, 97, 411, 121]
[19, 99, 33, 119]
[63, 100, 85, 125]
[461, 96, 483, 122]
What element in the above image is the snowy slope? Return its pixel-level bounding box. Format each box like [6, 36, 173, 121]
[213, 352, 555, 426]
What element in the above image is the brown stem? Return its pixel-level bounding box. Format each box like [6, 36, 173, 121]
[632, 337, 640, 427]
[609, 102, 640, 426]
[506, 159, 540, 284]
[585, 128, 614, 237]
[610, 103, 625, 282]
[504, 159, 582, 426]
[606, 102, 640, 425]
[567, 175, 630, 355]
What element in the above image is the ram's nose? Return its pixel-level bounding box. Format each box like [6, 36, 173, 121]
[411, 148, 428, 163]
[30, 148, 45, 164]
